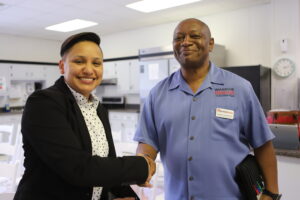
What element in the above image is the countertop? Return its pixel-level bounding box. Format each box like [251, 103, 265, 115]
[106, 104, 140, 113]
[0, 106, 24, 115]
[108, 108, 140, 113]
[0, 110, 23, 116]
[275, 149, 300, 158]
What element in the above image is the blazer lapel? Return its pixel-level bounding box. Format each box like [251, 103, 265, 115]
[54, 77, 93, 153]
[54, 76, 115, 156]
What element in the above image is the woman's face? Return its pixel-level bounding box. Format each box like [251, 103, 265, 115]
[59, 41, 103, 98]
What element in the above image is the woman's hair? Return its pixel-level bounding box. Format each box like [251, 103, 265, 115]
[60, 32, 100, 57]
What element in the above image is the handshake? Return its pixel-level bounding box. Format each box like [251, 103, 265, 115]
[137, 153, 156, 188]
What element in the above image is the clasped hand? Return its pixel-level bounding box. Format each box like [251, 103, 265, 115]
[137, 154, 156, 187]
[113, 155, 156, 200]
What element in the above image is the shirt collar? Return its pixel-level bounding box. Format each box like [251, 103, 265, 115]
[208, 62, 224, 85]
[65, 82, 99, 107]
[168, 62, 224, 93]
[169, 71, 181, 90]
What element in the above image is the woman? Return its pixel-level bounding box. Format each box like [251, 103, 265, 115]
[14, 32, 154, 200]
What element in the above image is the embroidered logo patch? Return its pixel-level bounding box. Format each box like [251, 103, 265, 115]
[215, 88, 235, 97]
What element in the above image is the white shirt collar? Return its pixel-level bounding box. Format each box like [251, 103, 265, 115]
[65, 82, 99, 107]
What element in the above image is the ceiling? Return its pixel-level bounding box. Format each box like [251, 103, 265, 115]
[0, 0, 270, 41]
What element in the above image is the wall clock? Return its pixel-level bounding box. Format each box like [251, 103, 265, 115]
[273, 58, 296, 78]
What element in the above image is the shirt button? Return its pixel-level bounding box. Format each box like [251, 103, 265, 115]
[189, 136, 194, 140]
[191, 116, 196, 120]
[189, 176, 194, 181]
[193, 97, 197, 102]
[188, 156, 193, 161]
[190, 196, 194, 200]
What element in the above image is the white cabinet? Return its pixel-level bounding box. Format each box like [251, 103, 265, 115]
[102, 59, 140, 94]
[127, 60, 140, 94]
[115, 60, 131, 93]
[108, 111, 139, 143]
[0, 114, 22, 144]
[103, 61, 117, 80]
[9, 64, 46, 81]
[109, 111, 139, 157]
[0, 64, 10, 96]
[113, 59, 140, 94]
[0, 62, 59, 108]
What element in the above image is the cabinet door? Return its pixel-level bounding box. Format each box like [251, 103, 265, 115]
[0, 64, 10, 96]
[114, 59, 140, 94]
[30, 65, 46, 80]
[115, 61, 130, 93]
[103, 61, 117, 79]
[9, 65, 28, 80]
[10, 64, 45, 81]
[128, 60, 140, 94]
[122, 113, 139, 142]
[108, 111, 139, 143]
[0, 114, 21, 144]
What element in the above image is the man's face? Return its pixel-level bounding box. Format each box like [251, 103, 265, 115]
[59, 41, 103, 98]
[173, 19, 214, 68]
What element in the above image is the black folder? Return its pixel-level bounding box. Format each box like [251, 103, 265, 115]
[235, 154, 264, 200]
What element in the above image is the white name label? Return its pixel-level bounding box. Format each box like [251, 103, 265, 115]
[216, 108, 234, 119]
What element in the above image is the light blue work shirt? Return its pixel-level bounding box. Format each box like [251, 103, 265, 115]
[134, 63, 274, 200]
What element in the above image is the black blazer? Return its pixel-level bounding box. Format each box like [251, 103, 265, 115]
[14, 77, 147, 200]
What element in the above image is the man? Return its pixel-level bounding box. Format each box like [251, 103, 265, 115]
[134, 18, 280, 200]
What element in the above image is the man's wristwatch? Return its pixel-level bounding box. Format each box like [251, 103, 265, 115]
[262, 189, 282, 200]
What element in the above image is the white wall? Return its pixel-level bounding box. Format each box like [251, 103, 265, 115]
[101, 22, 177, 59]
[202, 4, 271, 67]
[0, 33, 60, 62]
[270, 0, 300, 110]
[101, 4, 271, 66]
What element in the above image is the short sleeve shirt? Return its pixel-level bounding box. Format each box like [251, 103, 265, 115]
[68, 85, 109, 200]
[134, 63, 274, 200]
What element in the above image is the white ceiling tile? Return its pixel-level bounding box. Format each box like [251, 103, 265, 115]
[0, 0, 271, 41]
[45, 0, 83, 6]
[0, 0, 29, 6]
[17, 0, 64, 12]
[0, 5, 45, 20]
[72, 0, 115, 12]
[110, 0, 140, 6]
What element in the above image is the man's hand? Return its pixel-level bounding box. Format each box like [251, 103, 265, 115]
[137, 153, 156, 187]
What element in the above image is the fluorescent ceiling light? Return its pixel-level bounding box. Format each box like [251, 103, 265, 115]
[45, 19, 98, 32]
[126, 0, 202, 13]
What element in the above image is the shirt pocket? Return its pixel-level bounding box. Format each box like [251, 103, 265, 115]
[210, 99, 238, 141]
